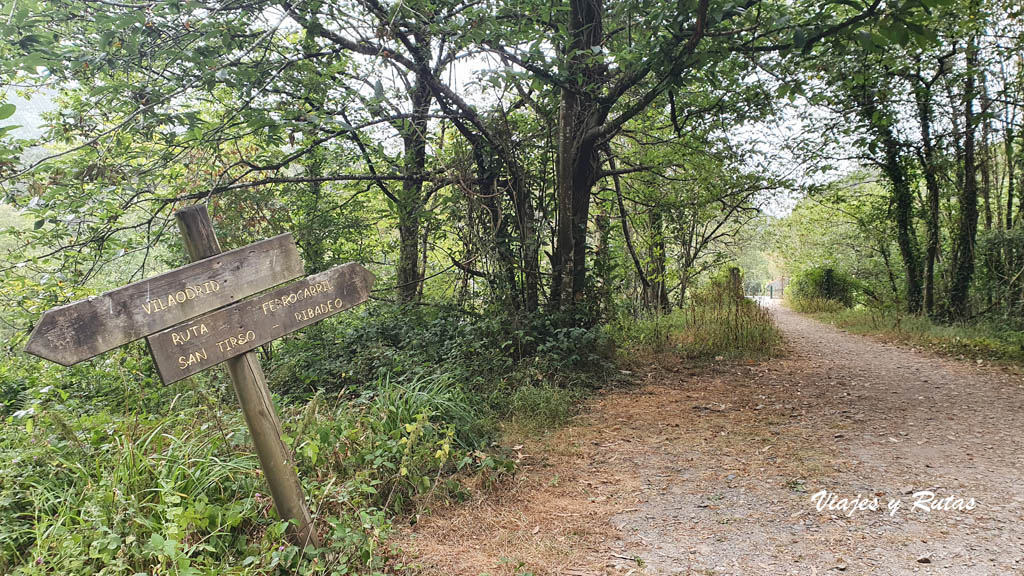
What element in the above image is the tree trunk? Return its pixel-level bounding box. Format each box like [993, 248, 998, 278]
[504, 148, 539, 313]
[396, 76, 432, 303]
[1006, 126, 1015, 229]
[914, 84, 941, 315]
[883, 128, 924, 314]
[397, 212, 421, 302]
[861, 87, 922, 313]
[593, 195, 613, 316]
[646, 208, 669, 312]
[677, 211, 697, 307]
[520, 180, 540, 313]
[551, 89, 576, 310]
[950, 41, 980, 319]
[612, 154, 651, 302]
[417, 219, 429, 300]
[880, 240, 901, 305]
[981, 73, 993, 231]
[473, 145, 519, 310]
[551, 0, 604, 311]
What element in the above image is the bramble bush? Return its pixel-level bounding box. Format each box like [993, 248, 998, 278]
[268, 303, 613, 397]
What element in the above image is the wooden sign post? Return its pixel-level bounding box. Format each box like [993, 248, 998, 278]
[147, 263, 373, 383]
[25, 234, 304, 365]
[25, 204, 376, 548]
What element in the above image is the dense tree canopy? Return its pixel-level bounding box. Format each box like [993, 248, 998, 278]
[0, 0, 952, 326]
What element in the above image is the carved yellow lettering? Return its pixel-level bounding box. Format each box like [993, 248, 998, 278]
[262, 299, 279, 315]
[142, 298, 165, 315]
[178, 348, 209, 369]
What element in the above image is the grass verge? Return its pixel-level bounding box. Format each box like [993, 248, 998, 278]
[0, 374, 515, 575]
[804, 306, 1024, 365]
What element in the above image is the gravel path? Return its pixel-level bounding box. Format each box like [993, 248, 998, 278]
[399, 303, 1024, 575]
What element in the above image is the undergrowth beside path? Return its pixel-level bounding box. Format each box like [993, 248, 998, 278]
[801, 306, 1024, 366]
[0, 303, 607, 575]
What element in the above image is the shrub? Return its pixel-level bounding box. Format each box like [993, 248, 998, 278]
[788, 266, 859, 309]
[976, 228, 1024, 322]
[786, 295, 847, 314]
[268, 303, 613, 399]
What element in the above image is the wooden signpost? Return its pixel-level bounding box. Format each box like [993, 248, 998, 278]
[25, 234, 304, 365]
[147, 263, 373, 383]
[25, 204, 376, 548]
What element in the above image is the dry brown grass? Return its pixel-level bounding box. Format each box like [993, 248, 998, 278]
[395, 405, 648, 575]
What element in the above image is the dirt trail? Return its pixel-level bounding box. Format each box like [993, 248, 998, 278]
[398, 302, 1024, 575]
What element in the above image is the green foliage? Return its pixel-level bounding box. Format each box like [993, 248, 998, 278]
[788, 266, 859, 309]
[612, 274, 782, 361]
[786, 295, 848, 314]
[1, 405, 265, 575]
[0, 344, 166, 419]
[769, 177, 897, 304]
[268, 303, 613, 400]
[0, 300, 611, 574]
[0, 369, 513, 575]
[0, 202, 24, 251]
[975, 228, 1024, 322]
[810, 307, 1024, 365]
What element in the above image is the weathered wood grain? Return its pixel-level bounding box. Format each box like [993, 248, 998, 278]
[24, 233, 304, 366]
[147, 262, 374, 383]
[173, 204, 320, 548]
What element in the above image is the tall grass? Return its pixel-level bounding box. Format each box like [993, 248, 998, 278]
[613, 284, 782, 362]
[0, 407, 266, 575]
[0, 374, 512, 575]
[786, 294, 847, 314]
[808, 306, 1024, 364]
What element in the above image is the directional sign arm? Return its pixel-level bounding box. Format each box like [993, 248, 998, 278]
[147, 263, 374, 383]
[24, 234, 304, 365]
